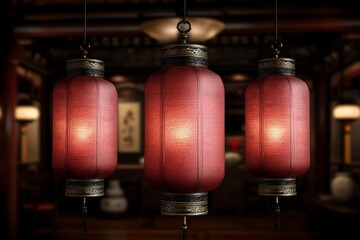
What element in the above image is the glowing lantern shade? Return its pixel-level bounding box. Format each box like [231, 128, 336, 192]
[52, 58, 118, 218]
[145, 43, 225, 216]
[245, 58, 310, 196]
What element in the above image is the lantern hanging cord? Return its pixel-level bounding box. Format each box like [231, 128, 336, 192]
[271, 0, 282, 58]
[177, 0, 191, 43]
[182, 0, 186, 24]
[80, 0, 91, 58]
[274, 196, 280, 232]
[275, 0, 278, 43]
[82, 197, 88, 232]
[182, 216, 188, 240]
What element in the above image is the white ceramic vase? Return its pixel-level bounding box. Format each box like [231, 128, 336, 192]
[330, 171, 355, 203]
[225, 151, 242, 166]
[100, 180, 128, 214]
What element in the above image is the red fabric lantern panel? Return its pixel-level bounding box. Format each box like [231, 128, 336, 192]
[144, 44, 224, 216]
[145, 66, 224, 192]
[245, 58, 310, 195]
[52, 59, 118, 197]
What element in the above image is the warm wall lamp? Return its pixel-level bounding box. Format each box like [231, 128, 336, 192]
[15, 99, 40, 125]
[332, 98, 360, 165]
[15, 99, 40, 163]
[140, 17, 224, 43]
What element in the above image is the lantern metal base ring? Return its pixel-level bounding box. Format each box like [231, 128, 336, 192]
[161, 192, 208, 216]
[258, 178, 296, 196]
[65, 178, 104, 197]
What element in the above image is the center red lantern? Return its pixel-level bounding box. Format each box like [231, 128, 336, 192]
[144, 23, 225, 219]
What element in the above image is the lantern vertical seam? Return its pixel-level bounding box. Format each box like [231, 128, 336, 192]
[66, 80, 71, 176]
[94, 77, 99, 177]
[159, 68, 167, 189]
[194, 67, 203, 192]
[259, 79, 264, 176]
[287, 77, 293, 176]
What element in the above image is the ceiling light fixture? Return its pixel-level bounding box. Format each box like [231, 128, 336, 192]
[140, 16, 224, 43]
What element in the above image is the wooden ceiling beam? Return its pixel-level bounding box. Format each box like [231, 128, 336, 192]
[14, 17, 360, 38]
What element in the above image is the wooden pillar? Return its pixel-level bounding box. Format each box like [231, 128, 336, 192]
[0, 47, 19, 239]
[0, 30, 19, 240]
[314, 61, 331, 194]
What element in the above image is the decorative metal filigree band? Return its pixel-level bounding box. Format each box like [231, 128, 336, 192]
[161, 192, 208, 216]
[258, 178, 297, 196]
[66, 58, 104, 77]
[65, 178, 104, 197]
[258, 58, 295, 76]
[161, 44, 208, 67]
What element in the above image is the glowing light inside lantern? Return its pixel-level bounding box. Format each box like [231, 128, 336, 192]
[171, 123, 191, 140]
[76, 125, 92, 141]
[267, 126, 285, 142]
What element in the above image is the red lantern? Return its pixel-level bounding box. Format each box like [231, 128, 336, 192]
[52, 58, 118, 229]
[245, 57, 310, 195]
[145, 43, 225, 216]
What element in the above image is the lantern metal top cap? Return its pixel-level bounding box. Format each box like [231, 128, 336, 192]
[258, 57, 295, 76]
[161, 43, 208, 67]
[66, 58, 104, 78]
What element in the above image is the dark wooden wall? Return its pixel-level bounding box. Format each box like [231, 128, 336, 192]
[0, 29, 20, 240]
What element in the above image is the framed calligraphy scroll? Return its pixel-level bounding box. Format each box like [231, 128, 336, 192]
[116, 82, 144, 164]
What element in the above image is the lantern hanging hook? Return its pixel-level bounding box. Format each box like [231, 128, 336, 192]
[271, 0, 282, 58]
[80, 0, 91, 58]
[177, 0, 192, 43]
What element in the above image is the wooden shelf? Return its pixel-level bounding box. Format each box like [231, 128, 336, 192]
[310, 196, 360, 215]
[31, 212, 327, 240]
[117, 163, 144, 170]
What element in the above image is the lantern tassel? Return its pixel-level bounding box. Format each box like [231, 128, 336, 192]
[82, 197, 88, 232]
[182, 216, 187, 240]
[274, 196, 280, 232]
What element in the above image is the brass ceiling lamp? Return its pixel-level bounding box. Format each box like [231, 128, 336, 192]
[144, 0, 225, 239]
[140, 1, 224, 43]
[140, 17, 224, 43]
